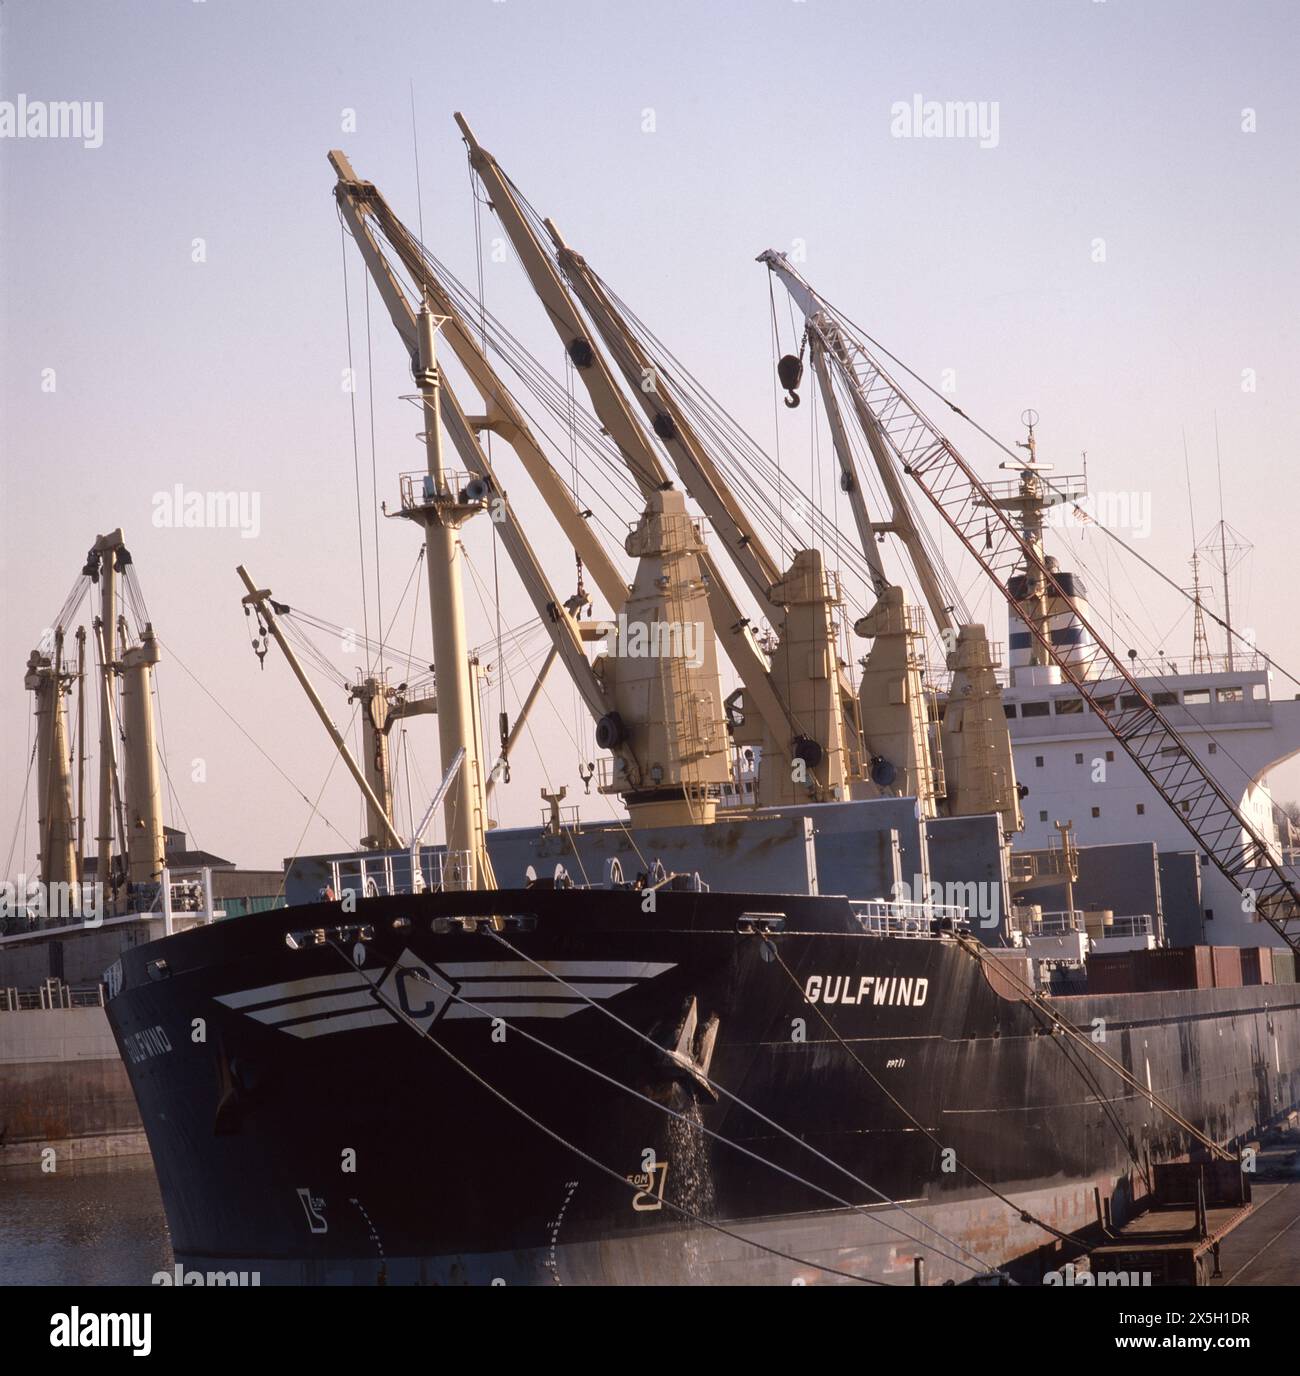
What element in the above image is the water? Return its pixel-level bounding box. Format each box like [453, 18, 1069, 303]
[0, 1154, 172, 1286]
[666, 1093, 716, 1279]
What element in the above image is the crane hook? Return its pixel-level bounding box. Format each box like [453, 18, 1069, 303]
[777, 352, 804, 408]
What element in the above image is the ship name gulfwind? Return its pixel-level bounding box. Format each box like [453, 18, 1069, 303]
[803, 974, 930, 1007]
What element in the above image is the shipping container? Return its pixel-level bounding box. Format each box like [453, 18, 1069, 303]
[1138, 945, 1215, 991]
[1085, 946, 1259, 993]
[1211, 946, 1243, 988]
[1085, 952, 1136, 994]
[1241, 947, 1274, 986]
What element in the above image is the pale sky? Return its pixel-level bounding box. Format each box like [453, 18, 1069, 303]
[3, 0, 1298, 871]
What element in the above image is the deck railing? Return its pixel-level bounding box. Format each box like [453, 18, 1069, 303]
[0, 980, 105, 1012]
[850, 898, 970, 938]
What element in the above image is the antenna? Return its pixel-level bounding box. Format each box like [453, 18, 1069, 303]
[1016, 408, 1040, 465]
[409, 79, 426, 246]
[1198, 415, 1251, 671]
[1182, 429, 1210, 673]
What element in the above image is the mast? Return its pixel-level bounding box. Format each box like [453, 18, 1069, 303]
[75, 625, 86, 870]
[89, 529, 123, 888]
[328, 149, 629, 730]
[347, 674, 397, 850]
[1189, 550, 1211, 673]
[407, 304, 495, 889]
[1183, 429, 1210, 674]
[24, 635, 78, 888]
[119, 626, 166, 886]
[1219, 518, 1233, 670]
[1216, 415, 1233, 671]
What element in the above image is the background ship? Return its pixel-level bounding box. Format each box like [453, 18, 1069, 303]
[0, 534, 280, 1164]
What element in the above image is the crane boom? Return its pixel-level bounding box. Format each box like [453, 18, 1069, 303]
[329, 151, 646, 793]
[760, 251, 958, 635]
[452, 115, 833, 794]
[769, 268, 1300, 950]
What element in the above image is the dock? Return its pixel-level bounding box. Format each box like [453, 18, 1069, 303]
[1087, 1123, 1300, 1285]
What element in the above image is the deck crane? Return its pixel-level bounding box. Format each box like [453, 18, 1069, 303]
[757, 252, 959, 639]
[455, 115, 1032, 824]
[453, 114, 864, 807]
[763, 252, 1300, 953]
[330, 152, 734, 829]
[759, 251, 1022, 830]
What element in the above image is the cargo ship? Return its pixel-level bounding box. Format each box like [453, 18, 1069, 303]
[98, 121, 1300, 1283]
[104, 888, 1300, 1285]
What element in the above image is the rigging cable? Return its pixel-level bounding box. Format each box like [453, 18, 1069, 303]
[365, 277, 386, 679]
[154, 634, 355, 851]
[481, 928, 996, 1274]
[358, 949, 988, 1277]
[4, 726, 38, 881]
[759, 937, 1128, 1244]
[472, 169, 507, 799]
[328, 939, 895, 1285]
[275, 696, 365, 902]
[819, 298, 1300, 691]
[340, 220, 374, 676]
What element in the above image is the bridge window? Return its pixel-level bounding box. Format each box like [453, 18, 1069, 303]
[1216, 686, 1244, 703]
[1184, 688, 1210, 705]
[1021, 701, 1050, 718]
[1055, 698, 1083, 715]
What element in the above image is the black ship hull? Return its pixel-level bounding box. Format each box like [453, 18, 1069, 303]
[105, 889, 1300, 1284]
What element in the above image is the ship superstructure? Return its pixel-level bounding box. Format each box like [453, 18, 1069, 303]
[994, 453, 1300, 948]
